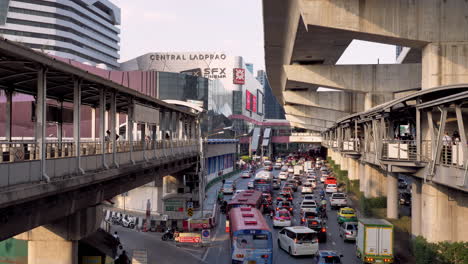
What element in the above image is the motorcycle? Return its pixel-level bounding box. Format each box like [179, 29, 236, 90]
[111, 215, 122, 226]
[161, 228, 176, 241]
[122, 216, 136, 229]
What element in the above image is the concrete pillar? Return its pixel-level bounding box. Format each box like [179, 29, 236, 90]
[14, 206, 102, 264]
[156, 186, 164, 214]
[363, 164, 372, 197]
[348, 159, 359, 180]
[420, 183, 468, 242]
[359, 162, 365, 192]
[163, 175, 179, 196]
[341, 156, 348, 171]
[386, 172, 398, 219]
[411, 177, 422, 238]
[422, 42, 468, 89]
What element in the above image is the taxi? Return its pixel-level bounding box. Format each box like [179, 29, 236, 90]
[337, 207, 357, 224]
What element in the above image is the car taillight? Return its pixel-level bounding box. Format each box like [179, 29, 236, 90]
[321, 228, 326, 232]
[289, 208, 293, 211]
[301, 218, 305, 223]
[384, 258, 392, 262]
[261, 254, 269, 258]
[366, 257, 375, 262]
[235, 254, 244, 258]
[346, 232, 351, 235]
[276, 208, 279, 211]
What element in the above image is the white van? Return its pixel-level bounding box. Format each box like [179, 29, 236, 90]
[278, 226, 319, 256]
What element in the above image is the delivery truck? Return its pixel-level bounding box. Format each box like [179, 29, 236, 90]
[293, 165, 303, 176]
[356, 218, 394, 263]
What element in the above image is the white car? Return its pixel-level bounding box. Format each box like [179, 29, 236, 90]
[222, 184, 234, 194]
[247, 180, 254, 189]
[325, 184, 338, 194]
[278, 226, 319, 256]
[287, 167, 294, 173]
[279, 172, 288, 180]
[301, 183, 313, 194]
[300, 200, 317, 213]
[330, 193, 348, 209]
[273, 209, 292, 227]
[303, 194, 315, 201]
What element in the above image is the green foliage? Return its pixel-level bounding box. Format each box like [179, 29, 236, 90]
[359, 192, 373, 217]
[240, 156, 252, 162]
[412, 236, 468, 264]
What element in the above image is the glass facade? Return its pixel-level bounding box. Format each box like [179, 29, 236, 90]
[157, 71, 234, 134]
[264, 77, 285, 119]
[0, 0, 10, 25]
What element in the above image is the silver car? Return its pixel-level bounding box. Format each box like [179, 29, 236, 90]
[339, 222, 358, 241]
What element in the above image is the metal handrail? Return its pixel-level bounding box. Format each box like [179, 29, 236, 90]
[0, 139, 198, 164]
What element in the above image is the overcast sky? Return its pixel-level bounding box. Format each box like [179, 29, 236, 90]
[113, 0, 396, 70]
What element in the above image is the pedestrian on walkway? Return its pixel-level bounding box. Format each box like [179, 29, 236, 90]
[113, 231, 120, 244]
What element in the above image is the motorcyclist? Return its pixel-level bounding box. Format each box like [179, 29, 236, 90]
[217, 190, 224, 204]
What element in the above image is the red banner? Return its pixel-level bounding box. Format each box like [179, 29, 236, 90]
[246, 91, 251, 110]
[252, 95, 257, 113]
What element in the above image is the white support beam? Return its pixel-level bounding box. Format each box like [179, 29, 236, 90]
[36, 68, 49, 182]
[73, 79, 84, 175]
[99, 89, 108, 169]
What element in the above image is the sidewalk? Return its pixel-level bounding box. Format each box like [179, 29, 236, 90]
[193, 170, 241, 219]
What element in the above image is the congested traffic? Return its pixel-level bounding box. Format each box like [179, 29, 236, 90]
[216, 153, 390, 264]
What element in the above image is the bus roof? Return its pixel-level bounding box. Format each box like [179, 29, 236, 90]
[254, 171, 273, 180]
[229, 207, 270, 233]
[228, 190, 263, 208]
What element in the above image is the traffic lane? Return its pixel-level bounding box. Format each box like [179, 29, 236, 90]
[202, 210, 232, 264]
[269, 180, 359, 264]
[228, 169, 360, 263]
[113, 225, 206, 264]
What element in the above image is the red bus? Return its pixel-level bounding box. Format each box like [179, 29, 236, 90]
[228, 207, 273, 263]
[227, 190, 263, 213]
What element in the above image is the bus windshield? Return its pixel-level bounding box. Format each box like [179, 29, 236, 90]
[235, 234, 270, 249]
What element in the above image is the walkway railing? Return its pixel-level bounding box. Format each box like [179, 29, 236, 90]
[0, 139, 199, 164]
[381, 140, 432, 162]
[340, 140, 360, 152]
[440, 143, 466, 168]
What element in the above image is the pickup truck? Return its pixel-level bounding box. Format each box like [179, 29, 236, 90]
[330, 193, 348, 209]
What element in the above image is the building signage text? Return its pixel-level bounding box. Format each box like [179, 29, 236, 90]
[150, 54, 227, 61]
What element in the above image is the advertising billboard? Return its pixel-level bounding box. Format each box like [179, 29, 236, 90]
[246, 90, 251, 111]
[252, 95, 257, 113]
[233, 68, 245, 85]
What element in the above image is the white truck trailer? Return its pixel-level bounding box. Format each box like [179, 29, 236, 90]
[356, 218, 394, 264]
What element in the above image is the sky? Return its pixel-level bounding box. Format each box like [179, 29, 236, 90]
[113, 0, 395, 70]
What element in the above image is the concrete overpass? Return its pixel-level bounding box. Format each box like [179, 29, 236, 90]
[263, 0, 468, 132]
[323, 85, 468, 243]
[263, 0, 468, 244]
[0, 38, 201, 262]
